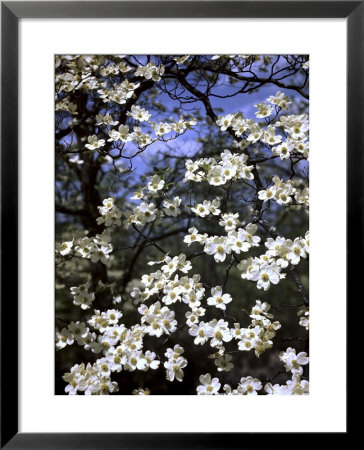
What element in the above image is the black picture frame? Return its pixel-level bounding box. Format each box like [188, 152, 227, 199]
[1, 1, 356, 447]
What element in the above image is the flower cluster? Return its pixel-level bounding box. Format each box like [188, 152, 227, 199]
[58, 239, 74, 256]
[126, 105, 152, 122]
[236, 300, 281, 357]
[183, 227, 208, 246]
[184, 149, 254, 185]
[264, 347, 310, 395]
[191, 198, 221, 217]
[279, 347, 309, 375]
[96, 198, 122, 227]
[135, 62, 165, 82]
[147, 174, 165, 192]
[274, 114, 309, 159]
[207, 286, 232, 310]
[97, 79, 140, 105]
[254, 102, 274, 119]
[55, 57, 99, 93]
[116, 118, 197, 150]
[70, 281, 95, 310]
[124, 202, 158, 228]
[55, 97, 77, 114]
[223, 376, 263, 395]
[214, 93, 309, 163]
[188, 319, 232, 348]
[276, 113, 309, 140]
[196, 345, 309, 395]
[267, 91, 291, 110]
[124, 173, 186, 228]
[258, 176, 309, 207]
[95, 113, 119, 126]
[130, 254, 198, 307]
[215, 98, 286, 142]
[238, 232, 309, 290]
[164, 345, 187, 382]
[62, 362, 119, 395]
[60, 303, 165, 394]
[162, 196, 182, 217]
[72, 230, 113, 265]
[56, 320, 97, 351]
[88, 308, 122, 331]
[264, 373, 309, 395]
[99, 61, 132, 77]
[196, 373, 221, 395]
[107, 124, 132, 143]
[265, 232, 309, 265]
[298, 308, 310, 330]
[138, 301, 177, 337]
[127, 126, 153, 148]
[238, 257, 283, 291]
[253, 92, 291, 119]
[186, 222, 261, 263]
[85, 134, 105, 150]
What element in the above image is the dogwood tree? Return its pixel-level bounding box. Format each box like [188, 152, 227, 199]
[55, 55, 309, 395]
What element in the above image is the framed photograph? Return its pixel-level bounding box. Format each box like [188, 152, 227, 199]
[1, 1, 356, 447]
